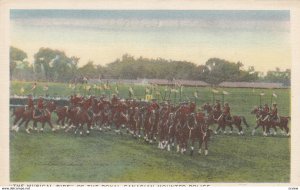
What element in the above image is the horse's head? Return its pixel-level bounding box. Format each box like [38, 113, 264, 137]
[251, 106, 259, 114]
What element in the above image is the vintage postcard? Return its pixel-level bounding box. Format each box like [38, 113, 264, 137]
[1, 0, 300, 188]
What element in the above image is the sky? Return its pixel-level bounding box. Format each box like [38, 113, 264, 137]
[10, 10, 291, 73]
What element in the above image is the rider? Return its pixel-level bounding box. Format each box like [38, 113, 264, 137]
[263, 104, 270, 113]
[151, 99, 160, 110]
[262, 104, 270, 121]
[26, 95, 34, 110]
[222, 102, 231, 121]
[34, 96, 44, 118]
[111, 94, 119, 106]
[189, 101, 196, 113]
[270, 103, 280, 122]
[214, 100, 221, 112]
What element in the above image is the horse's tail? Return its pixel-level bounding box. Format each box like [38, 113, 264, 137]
[241, 116, 250, 128]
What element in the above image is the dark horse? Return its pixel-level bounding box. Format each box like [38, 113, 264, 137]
[251, 106, 290, 136]
[202, 103, 249, 135]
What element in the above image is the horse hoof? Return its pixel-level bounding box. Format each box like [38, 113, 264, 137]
[26, 129, 30, 134]
[198, 149, 202, 155]
[167, 145, 171, 151]
[205, 150, 208, 156]
[214, 131, 218, 135]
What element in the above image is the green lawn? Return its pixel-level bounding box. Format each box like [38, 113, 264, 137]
[10, 127, 290, 182]
[9, 81, 291, 182]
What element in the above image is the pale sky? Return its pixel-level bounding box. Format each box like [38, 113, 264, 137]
[10, 10, 291, 73]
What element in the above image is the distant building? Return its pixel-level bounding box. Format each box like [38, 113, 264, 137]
[218, 82, 288, 89]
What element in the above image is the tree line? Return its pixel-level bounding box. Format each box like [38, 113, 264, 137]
[10, 46, 291, 86]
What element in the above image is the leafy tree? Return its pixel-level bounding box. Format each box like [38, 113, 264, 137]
[10, 46, 28, 79]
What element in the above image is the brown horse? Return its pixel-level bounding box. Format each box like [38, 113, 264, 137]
[13, 101, 56, 133]
[157, 108, 170, 149]
[251, 107, 290, 136]
[11, 106, 34, 132]
[54, 106, 69, 129]
[11, 105, 30, 132]
[31, 101, 57, 132]
[113, 103, 128, 135]
[189, 112, 212, 156]
[73, 97, 93, 136]
[214, 113, 249, 135]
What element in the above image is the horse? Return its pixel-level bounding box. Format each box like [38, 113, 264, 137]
[213, 113, 249, 135]
[54, 105, 70, 129]
[11, 106, 34, 133]
[157, 107, 171, 149]
[250, 106, 290, 136]
[113, 103, 128, 134]
[14, 101, 57, 133]
[72, 97, 93, 136]
[11, 105, 33, 132]
[189, 111, 212, 156]
[31, 101, 57, 132]
[251, 106, 269, 135]
[127, 107, 140, 137]
[173, 105, 190, 153]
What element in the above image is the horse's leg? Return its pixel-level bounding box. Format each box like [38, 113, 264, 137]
[32, 120, 38, 131]
[204, 135, 209, 156]
[215, 124, 221, 134]
[252, 123, 260, 136]
[86, 122, 91, 135]
[79, 123, 84, 136]
[12, 116, 22, 131]
[264, 124, 270, 136]
[56, 117, 61, 129]
[229, 124, 233, 134]
[47, 119, 55, 132]
[24, 119, 31, 134]
[198, 135, 203, 155]
[272, 125, 277, 136]
[190, 137, 195, 156]
[40, 122, 45, 133]
[237, 124, 242, 135]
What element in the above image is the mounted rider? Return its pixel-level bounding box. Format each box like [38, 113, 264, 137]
[26, 94, 34, 110]
[222, 102, 231, 121]
[261, 104, 270, 121]
[189, 101, 196, 113]
[270, 103, 280, 123]
[34, 96, 45, 119]
[214, 100, 221, 113]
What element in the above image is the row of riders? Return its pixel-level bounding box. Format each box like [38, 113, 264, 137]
[11, 94, 290, 156]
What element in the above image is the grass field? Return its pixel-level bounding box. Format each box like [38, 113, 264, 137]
[9, 81, 291, 182]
